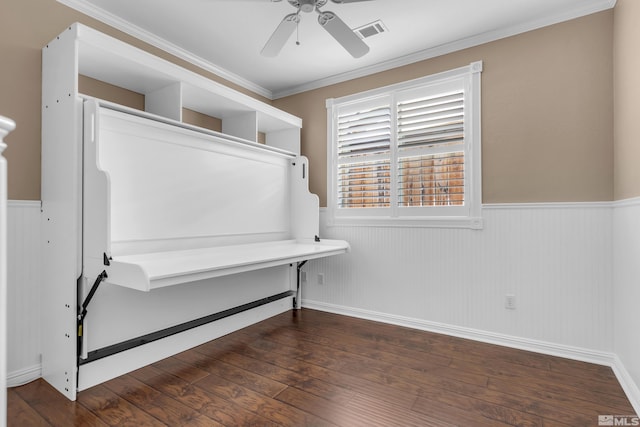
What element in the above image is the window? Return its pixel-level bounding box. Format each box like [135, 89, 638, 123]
[327, 61, 483, 228]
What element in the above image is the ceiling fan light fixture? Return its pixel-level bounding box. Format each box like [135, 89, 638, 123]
[299, 0, 315, 13]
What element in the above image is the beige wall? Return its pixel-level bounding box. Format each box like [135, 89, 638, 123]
[1, 3, 615, 203]
[275, 11, 614, 206]
[0, 0, 267, 200]
[613, 0, 640, 200]
[78, 75, 145, 111]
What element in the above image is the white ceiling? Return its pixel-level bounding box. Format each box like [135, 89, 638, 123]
[58, 0, 615, 99]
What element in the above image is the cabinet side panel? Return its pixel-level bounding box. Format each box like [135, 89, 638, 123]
[41, 26, 81, 401]
[291, 156, 320, 239]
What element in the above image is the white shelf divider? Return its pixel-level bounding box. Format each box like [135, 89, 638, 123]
[145, 82, 182, 121]
[222, 111, 258, 142]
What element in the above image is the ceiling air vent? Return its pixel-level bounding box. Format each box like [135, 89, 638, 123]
[354, 20, 387, 39]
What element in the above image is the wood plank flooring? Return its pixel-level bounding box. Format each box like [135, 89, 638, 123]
[8, 309, 637, 426]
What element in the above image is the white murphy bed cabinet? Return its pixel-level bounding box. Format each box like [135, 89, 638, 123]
[41, 23, 349, 400]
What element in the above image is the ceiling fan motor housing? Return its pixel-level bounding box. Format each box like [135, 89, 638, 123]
[288, 0, 327, 13]
[301, 0, 315, 12]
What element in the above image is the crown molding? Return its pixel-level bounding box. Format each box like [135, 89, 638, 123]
[57, 0, 615, 101]
[272, 0, 617, 99]
[56, 0, 274, 100]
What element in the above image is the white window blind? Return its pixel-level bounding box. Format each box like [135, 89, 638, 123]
[397, 92, 464, 150]
[397, 152, 464, 207]
[337, 104, 391, 208]
[327, 61, 482, 228]
[396, 90, 466, 208]
[337, 105, 391, 157]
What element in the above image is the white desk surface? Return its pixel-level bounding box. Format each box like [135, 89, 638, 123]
[108, 239, 350, 291]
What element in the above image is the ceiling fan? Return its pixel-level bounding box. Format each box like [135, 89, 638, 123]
[262, 0, 373, 58]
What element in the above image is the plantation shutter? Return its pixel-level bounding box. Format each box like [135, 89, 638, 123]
[397, 152, 465, 207]
[336, 104, 392, 208]
[329, 61, 482, 225]
[396, 90, 465, 207]
[397, 91, 464, 150]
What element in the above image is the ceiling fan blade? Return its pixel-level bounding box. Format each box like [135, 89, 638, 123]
[261, 13, 300, 57]
[318, 11, 369, 58]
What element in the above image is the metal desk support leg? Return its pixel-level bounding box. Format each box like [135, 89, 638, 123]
[295, 260, 307, 309]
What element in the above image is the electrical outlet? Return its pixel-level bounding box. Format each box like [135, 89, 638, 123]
[505, 294, 516, 310]
[317, 273, 325, 285]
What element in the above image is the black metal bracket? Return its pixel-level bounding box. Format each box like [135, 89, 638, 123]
[79, 270, 108, 324]
[77, 270, 107, 350]
[314, 235, 321, 242]
[103, 252, 111, 266]
[294, 260, 308, 308]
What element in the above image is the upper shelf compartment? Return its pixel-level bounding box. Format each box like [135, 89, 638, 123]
[66, 23, 301, 152]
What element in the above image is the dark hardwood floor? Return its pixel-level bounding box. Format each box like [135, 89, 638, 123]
[8, 309, 637, 426]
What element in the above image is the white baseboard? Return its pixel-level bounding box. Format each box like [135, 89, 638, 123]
[611, 355, 640, 416]
[7, 364, 41, 387]
[303, 299, 616, 365]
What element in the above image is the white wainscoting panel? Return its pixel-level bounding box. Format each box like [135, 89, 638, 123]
[305, 204, 613, 355]
[7, 198, 640, 413]
[613, 198, 640, 414]
[7, 200, 42, 386]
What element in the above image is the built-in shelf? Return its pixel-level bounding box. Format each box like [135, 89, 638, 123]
[72, 23, 301, 152]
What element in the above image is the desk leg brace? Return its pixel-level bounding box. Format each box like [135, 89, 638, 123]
[295, 260, 307, 310]
[77, 270, 108, 358]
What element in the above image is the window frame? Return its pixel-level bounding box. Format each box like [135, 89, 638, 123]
[326, 61, 483, 229]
